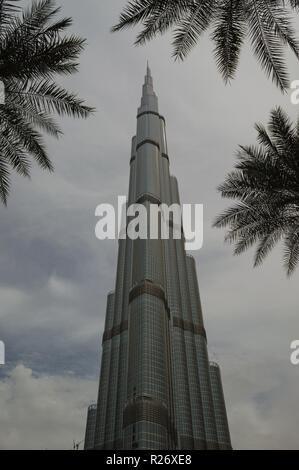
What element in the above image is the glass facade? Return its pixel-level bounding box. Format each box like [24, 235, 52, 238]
[84, 404, 97, 450]
[86, 66, 232, 450]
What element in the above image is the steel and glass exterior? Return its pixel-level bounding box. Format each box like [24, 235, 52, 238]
[84, 404, 97, 450]
[85, 66, 232, 450]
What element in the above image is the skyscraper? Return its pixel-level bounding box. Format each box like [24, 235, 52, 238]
[86, 65, 232, 450]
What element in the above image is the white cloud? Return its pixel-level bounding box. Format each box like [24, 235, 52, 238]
[0, 365, 97, 450]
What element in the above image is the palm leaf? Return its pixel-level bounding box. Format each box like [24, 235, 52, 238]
[172, 1, 214, 60]
[113, 0, 299, 91]
[215, 107, 299, 275]
[0, 153, 10, 205]
[135, 0, 192, 45]
[247, 0, 289, 91]
[284, 225, 299, 275]
[0, 0, 93, 204]
[212, 0, 247, 82]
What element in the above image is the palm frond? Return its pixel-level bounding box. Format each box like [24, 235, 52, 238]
[247, 0, 289, 91]
[268, 106, 295, 154]
[284, 225, 299, 275]
[211, 0, 247, 82]
[112, 0, 160, 32]
[113, 0, 299, 91]
[172, 1, 215, 60]
[0, 31, 86, 80]
[0, 0, 19, 33]
[134, 0, 193, 45]
[0, 153, 10, 205]
[1, 103, 53, 171]
[112, 0, 192, 34]
[287, 0, 299, 11]
[215, 107, 299, 275]
[0, 0, 93, 204]
[0, 127, 31, 176]
[7, 79, 94, 118]
[254, 230, 284, 266]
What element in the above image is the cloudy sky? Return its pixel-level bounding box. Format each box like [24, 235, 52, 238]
[0, 0, 299, 450]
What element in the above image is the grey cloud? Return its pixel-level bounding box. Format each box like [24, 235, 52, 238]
[0, 0, 299, 449]
[0, 365, 97, 450]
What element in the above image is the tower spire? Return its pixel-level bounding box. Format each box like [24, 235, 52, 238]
[144, 60, 153, 86]
[140, 62, 158, 114]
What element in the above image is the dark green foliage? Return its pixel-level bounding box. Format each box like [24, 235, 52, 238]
[214, 107, 299, 276]
[113, 1, 299, 90]
[0, 0, 93, 205]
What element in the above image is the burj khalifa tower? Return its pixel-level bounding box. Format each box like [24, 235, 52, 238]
[84, 65, 232, 451]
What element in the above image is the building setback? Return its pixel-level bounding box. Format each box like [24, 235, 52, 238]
[85, 65, 232, 450]
[84, 404, 97, 450]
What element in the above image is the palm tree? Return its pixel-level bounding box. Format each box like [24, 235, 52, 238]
[113, 0, 299, 91]
[0, 0, 94, 205]
[214, 107, 299, 276]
